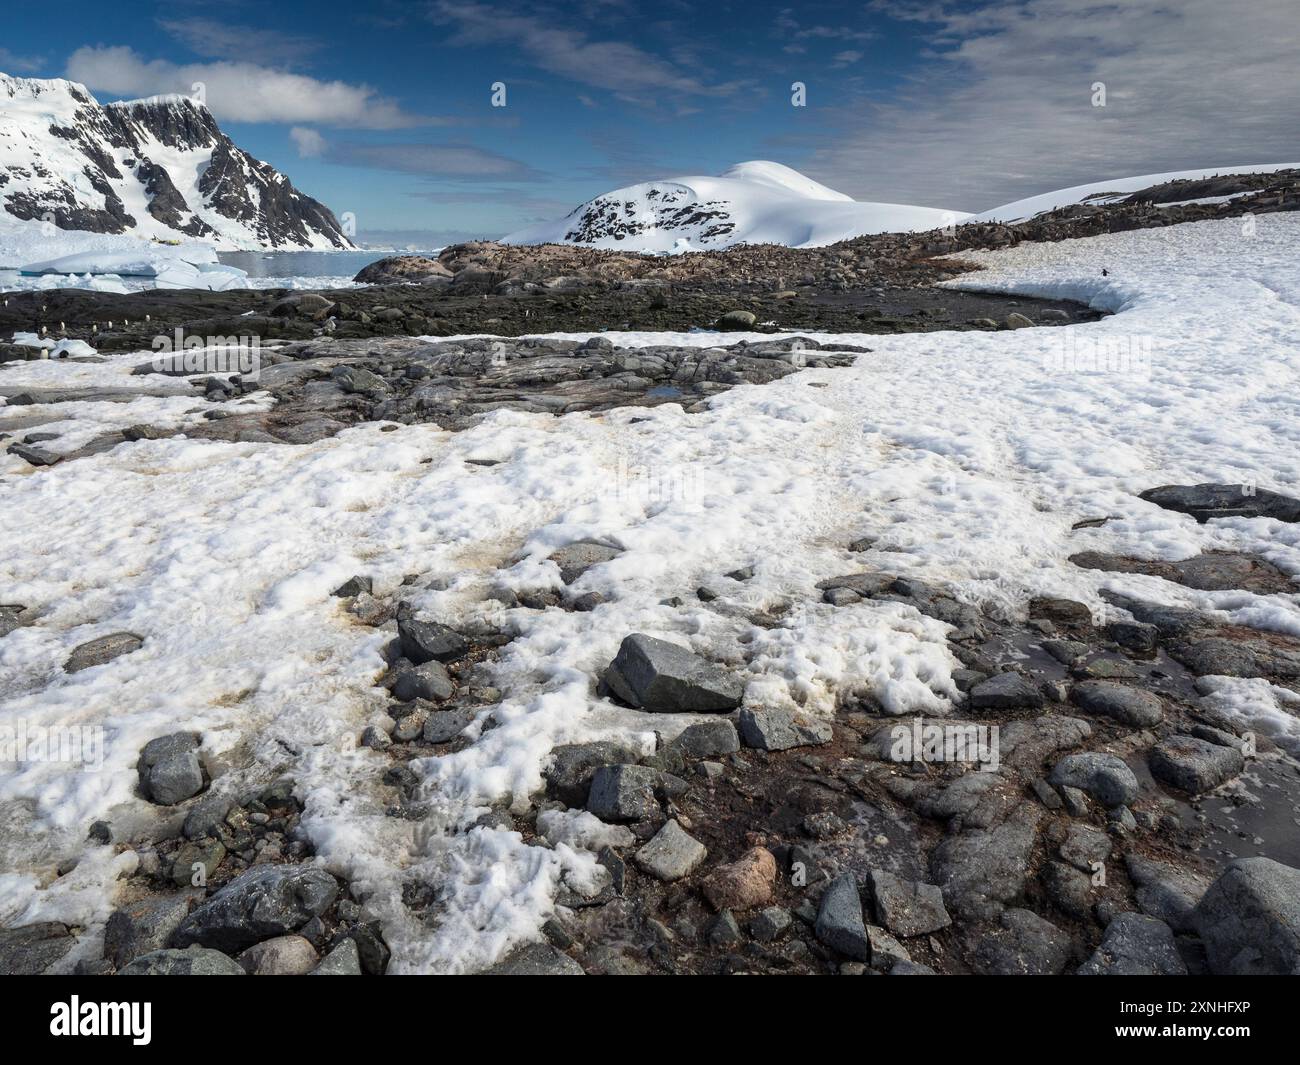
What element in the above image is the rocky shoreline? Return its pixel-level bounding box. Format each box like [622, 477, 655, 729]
[5, 480, 1298, 975]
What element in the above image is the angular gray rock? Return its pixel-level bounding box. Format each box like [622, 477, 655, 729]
[422, 707, 475, 744]
[392, 660, 454, 702]
[1048, 752, 1139, 808]
[148, 751, 204, 805]
[397, 618, 468, 665]
[483, 942, 585, 975]
[0, 922, 74, 975]
[104, 893, 197, 968]
[1148, 734, 1244, 794]
[815, 873, 870, 961]
[1077, 913, 1186, 975]
[969, 671, 1044, 711]
[604, 633, 744, 712]
[117, 945, 245, 975]
[1190, 857, 1300, 974]
[548, 540, 622, 584]
[669, 719, 740, 759]
[65, 631, 144, 673]
[737, 707, 832, 751]
[634, 819, 707, 881]
[172, 864, 339, 953]
[308, 938, 363, 975]
[972, 908, 1073, 975]
[586, 764, 660, 822]
[544, 740, 643, 806]
[1070, 681, 1164, 727]
[1125, 854, 1209, 932]
[868, 869, 952, 936]
[930, 806, 1042, 920]
[1058, 823, 1112, 872]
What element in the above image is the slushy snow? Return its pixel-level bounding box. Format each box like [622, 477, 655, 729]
[1, 212, 1298, 973]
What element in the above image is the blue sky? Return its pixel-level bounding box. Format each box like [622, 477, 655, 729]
[3, 1, 1296, 247]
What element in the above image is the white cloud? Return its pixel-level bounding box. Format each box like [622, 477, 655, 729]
[65, 46, 423, 129]
[290, 127, 327, 157]
[804, 0, 1300, 209]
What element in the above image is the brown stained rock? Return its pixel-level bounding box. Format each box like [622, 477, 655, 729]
[701, 847, 777, 912]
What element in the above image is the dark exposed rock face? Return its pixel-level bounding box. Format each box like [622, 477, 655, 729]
[0, 75, 352, 249]
[1138, 483, 1300, 524]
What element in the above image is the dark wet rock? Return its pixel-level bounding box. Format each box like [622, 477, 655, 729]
[483, 942, 585, 975]
[868, 869, 951, 936]
[815, 873, 870, 961]
[397, 618, 468, 665]
[105, 893, 200, 969]
[1149, 734, 1244, 794]
[549, 540, 622, 584]
[7, 441, 61, 465]
[737, 707, 833, 751]
[1125, 854, 1209, 932]
[65, 631, 144, 672]
[544, 740, 643, 806]
[1071, 549, 1293, 594]
[269, 293, 336, 320]
[1166, 634, 1300, 680]
[997, 715, 1093, 769]
[172, 863, 339, 953]
[668, 719, 740, 760]
[971, 908, 1073, 975]
[1190, 857, 1300, 975]
[586, 764, 661, 822]
[1028, 597, 1093, 627]
[183, 795, 233, 840]
[0, 922, 75, 975]
[331, 575, 373, 597]
[969, 671, 1044, 711]
[1077, 913, 1186, 975]
[707, 910, 744, 947]
[1105, 620, 1158, 653]
[1139, 483, 1300, 524]
[1042, 638, 1088, 664]
[604, 633, 744, 712]
[422, 706, 476, 744]
[118, 945, 244, 975]
[170, 838, 226, 887]
[1070, 680, 1164, 727]
[749, 906, 792, 942]
[392, 659, 454, 702]
[1048, 752, 1139, 807]
[634, 819, 707, 881]
[930, 806, 1042, 920]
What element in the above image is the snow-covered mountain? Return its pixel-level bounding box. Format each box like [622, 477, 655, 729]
[0, 74, 354, 251]
[977, 163, 1300, 223]
[502, 161, 969, 252]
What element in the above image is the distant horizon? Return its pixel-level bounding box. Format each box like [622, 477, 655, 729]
[3, 0, 1297, 246]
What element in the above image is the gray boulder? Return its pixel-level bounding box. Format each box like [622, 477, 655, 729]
[1190, 857, 1300, 974]
[104, 894, 198, 968]
[544, 740, 643, 805]
[969, 672, 1044, 711]
[868, 869, 951, 936]
[1049, 752, 1139, 807]
[172, 864, 339, 953]
[634, 820, 707, 881]
[483, 942, 585, 975]
[1070, 681, 1164, 727]
[1139, 482, 1300, 524]
[1077, 913, 1186, 975]
[118, 945, 244, 975]
[392, 660, 454, 702]
[737, 707, 832, 751]
[586, 764, 660, 822]
[397, 618, 468, 664]
[972, 908, 1073, 975]
[604, 634, 743, 712]
[815, 873, 870, 961]
[1148, 734, 1244, 794]
[1125, 854, 1209, 932]
[309, 938, 363, 975]
[930, 806, 1042, 920]
[237, 934, 319, 975]
[0, 922, 74, 975]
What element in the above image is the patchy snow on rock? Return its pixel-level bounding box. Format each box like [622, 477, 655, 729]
[1, 212, 1298, 972]
[503, 160, 968, 251]
[977, 162, 1300, 222]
